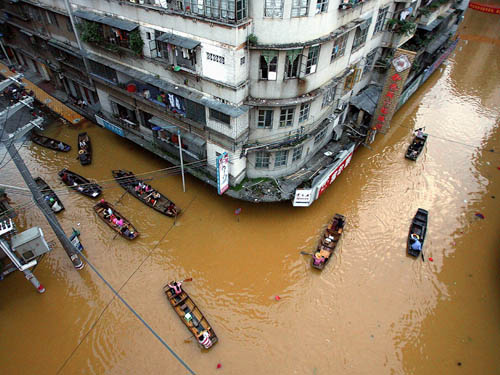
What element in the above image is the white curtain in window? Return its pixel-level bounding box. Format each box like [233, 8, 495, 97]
[265, 0, 283, 17]
[291, 0, 308, 17]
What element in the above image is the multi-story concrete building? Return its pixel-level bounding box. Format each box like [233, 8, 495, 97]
[0, 0, 467, 204]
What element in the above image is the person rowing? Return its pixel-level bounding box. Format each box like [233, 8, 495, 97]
[168, 280, 183, 295]
[410, 233, 422, 252]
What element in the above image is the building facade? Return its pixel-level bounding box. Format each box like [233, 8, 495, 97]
[0, 0, 467, 203]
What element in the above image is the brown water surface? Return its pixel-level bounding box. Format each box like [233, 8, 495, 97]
[0, 9, 499, 375]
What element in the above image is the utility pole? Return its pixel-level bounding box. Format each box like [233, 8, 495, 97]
[3, 118, 84, 270]
[177, 129, 186, 193]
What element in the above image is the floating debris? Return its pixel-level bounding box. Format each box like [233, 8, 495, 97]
[275, 295, 281, 301]
[475, 213, 485, 219]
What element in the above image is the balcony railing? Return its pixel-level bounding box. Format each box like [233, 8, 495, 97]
[339, 0, 369, 11]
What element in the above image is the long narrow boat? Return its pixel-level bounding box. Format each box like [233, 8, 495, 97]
[58, 168, 102, 198]
[34, 177, 64, 213]
[93, 200, 139, 240]
[111, 169, 180, 217]
[77, 132, 92, 165]
[163, 282, 218, 349]
[405, 133, 428, 161]
[407, 208, 428, 259]
[31, 132, 71, 152]
[311, 213, 346, 270]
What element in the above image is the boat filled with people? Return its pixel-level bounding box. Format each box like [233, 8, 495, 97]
[77, 132, 92, 165]
[58, 168, 101, 198]
[34, 177, 64, 213]
[163, 280, 218, 349]
[311, 214, 346, 270]
[93, 200, 139, 240]
[405, 131, 428, 161]
[112, 169, 179, 217]
[31, 132, 71, 152]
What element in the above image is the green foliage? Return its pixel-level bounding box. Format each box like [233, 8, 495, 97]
[247, 33, 258, 46]
[387, 18, 416, 36]
[77, 21, 103, 44]
[129, 30, 144, 56]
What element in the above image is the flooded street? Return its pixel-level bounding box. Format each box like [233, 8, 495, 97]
[1, 8, 499, 375]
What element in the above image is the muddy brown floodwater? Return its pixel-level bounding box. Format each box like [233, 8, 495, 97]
[1, 9, 499, 375]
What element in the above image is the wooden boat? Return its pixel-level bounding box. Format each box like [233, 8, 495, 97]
[111, 169, 180, 217]
[31, 132, 71, 152]
[77, 132, 92, 165]
[408, 208, 428, 259]
[405, 133, 428, 161]
[93, 200, 139, 240]
[34, 177, 64, 213]
[163, 282, 218, 349]
[58, 168, 102, 198]
[311, 214, 346, 270]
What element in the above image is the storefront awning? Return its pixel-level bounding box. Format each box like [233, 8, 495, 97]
[157, 33, 200, 49]
[350, 84, 382, 116]
[74, 10, 138, 31]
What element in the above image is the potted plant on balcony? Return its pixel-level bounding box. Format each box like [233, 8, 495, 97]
[78, 21, 103, 44]
[129, 30, 144, 57]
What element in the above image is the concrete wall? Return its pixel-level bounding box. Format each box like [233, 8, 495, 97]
[206, 142, 246, 181]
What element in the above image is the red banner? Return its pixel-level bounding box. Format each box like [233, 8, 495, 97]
[469, 2, 500, 14]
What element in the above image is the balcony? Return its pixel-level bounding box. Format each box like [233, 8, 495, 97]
[384, 18, 417, 48]
[338, 0, 369, 11]
[418, 0, 453, 27]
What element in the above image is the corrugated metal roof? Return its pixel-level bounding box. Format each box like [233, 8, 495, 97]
[157, 33, 200, 49]
[350, 84, 382, 115]
[74, 10, 138, 32]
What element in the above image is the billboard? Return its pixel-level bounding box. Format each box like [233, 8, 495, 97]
[293, 144, 355, 207]
[216, 152, 229, 195]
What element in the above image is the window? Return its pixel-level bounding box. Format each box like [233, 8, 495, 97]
[374, 7, 388, 34]
[285, 49, 301, 79]
[330, 34, 347, 62]
[156, 40, 197, 69]
[314, 128, 327, 145]
[291, 0, 309, 17]
[274, 150, 288, 168]
[316, 0, 328, 14]
[256, 151, 270, 168]
[259, 51, 278, 80]
[146, 32, 151, 40]
[352, 20, 371, 51]
[292, 146, 303, 162]
[299, 103, 310, 123]
[240, 56, 245, 65]
[210, 108, 231, 125]
[305, 46, 319, 75]
[343, 67, 361, 91]
[264, 0, 284, 17]
[322, 84, 337, 108]
[207, 52, 225, 64]
[182, 0, 248, 23]
[279, 107, 294, 127]
[257, 109, 273, 128]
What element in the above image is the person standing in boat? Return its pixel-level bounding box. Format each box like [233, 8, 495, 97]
[58, 141, 65, 151]
[197, 330, 213, 349]
[168, 281, 183, 295]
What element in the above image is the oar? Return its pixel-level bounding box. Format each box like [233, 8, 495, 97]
[114, 190, 127, 205]
[300, 251, 313, 256]
[421, 248, 425, 262]
[182, 278, 193, 282]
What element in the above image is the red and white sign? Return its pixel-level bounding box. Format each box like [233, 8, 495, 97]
[293, 144, 355, 207]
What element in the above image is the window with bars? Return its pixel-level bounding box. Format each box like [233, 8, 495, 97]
[322, 84, 337, 108]
[279, 107, 295, 127]
[257, 109, 274, 128]
[181, 0, 248, 23]
[315, 0, 328, 14]
[352, 20, 371, 51]
[374, 7, 389, 34]
[285, 49, 301, 79]
[292, 145, 303, 162]
[260, 51, 278, 80]
[330, 33, 347, 62]
[274, 150, 289, 168]
[291, 0, 309, 17]
[264, 0, 284, 17]
[299, 103, 310, 123]
[314, 128, 327, 145]
[255, 151, 270, 168]
[209, 108, 231, 125]
[305, 46, 319, 75]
